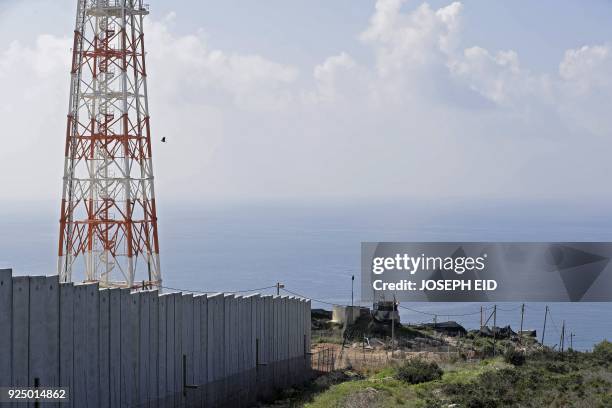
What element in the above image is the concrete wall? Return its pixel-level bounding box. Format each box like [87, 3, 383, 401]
[0, 270, 311, 408]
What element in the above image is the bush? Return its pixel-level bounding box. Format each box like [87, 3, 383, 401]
[504, 348, 526, 366]
[545, 361, 570, 374]
[443, 368, 527, 408]
[593, 340, 612, 363]
[394, 359, 443, 384]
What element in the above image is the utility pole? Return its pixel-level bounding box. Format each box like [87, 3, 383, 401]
[480, 306, 483, 330]
[492, 305, 497, 356]
[541, 305, 548, 345]
[570, 332, 574, 350]
[276, 282, 284, 296]
[391, 295, 396, 355]
[351, 275, 354, 307]
[519, 303, 525, 343]
[560, 320, 565, 353]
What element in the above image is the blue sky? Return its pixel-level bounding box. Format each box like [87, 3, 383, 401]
[4, 1, 612, 70]
[2, 0, 612, 205]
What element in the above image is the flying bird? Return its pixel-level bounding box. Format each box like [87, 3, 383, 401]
[161, 137, 166, 143]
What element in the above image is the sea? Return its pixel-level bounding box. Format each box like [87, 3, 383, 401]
[1, 199, 611, 351]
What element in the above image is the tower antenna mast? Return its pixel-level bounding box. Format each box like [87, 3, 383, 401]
[58, 0, 161, 290]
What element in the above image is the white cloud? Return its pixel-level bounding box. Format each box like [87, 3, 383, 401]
[0, 34, 71, 201]
[145, 19, 299, 111]
[360, 1, 463, 77]
[557, 44, 612, 136]
[559, 45, 612, 91]
[448, 47, 528, 105]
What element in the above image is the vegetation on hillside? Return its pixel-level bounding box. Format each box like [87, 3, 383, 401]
[299, 341, 612, 408]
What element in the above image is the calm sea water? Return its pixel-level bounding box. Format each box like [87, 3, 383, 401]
[1, 200, 611, 351]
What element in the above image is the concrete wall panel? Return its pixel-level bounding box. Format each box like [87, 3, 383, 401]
[306, 300, 312, 351]
[138, 292, 151, 405]
[59, 283, 74, 408]
[197, 295, 208, 388]
[72, 284, 87, 407]
[248, 295, 257, 370]
[264, 296, 272, 365]
[193, 294, 201, 385]
[181, 294, 194, 384]
[172, 293, 183, 402]
[108, 288, 121, 408]
[86, 283, 100, 407]
[28, 275, 60, 408]
[149, 291, 159, 407]
[235, 297, 241, 375]
[0, 269, 12, 387]
[11, 276, 29, 393]
[99, 289, 110, 408]
[120, 288, 138, 407]
[231, 296, 238, 376]
[207, 294, 222, 382]
[164, 293, 175, 403]
[157, 294, 169, 405]
[223, 295, 232, 378]
[282, 297, 288, 362]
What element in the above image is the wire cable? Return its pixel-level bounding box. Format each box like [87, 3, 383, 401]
[280, 287, 349, 306]
[547, 308, 561, 336]
[399, 304, 493, 317]
[159, 284, 540, 326]
[495, 305, 523, 312]
[160, 284, 277, 295]
[282, 287, 494, 318]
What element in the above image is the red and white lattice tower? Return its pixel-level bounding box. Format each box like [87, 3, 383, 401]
[58, 0, 161, 289]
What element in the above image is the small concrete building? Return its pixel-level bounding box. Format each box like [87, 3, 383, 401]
[332, 305, 370, 326]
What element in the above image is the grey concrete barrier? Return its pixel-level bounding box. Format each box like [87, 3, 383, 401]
[0, 270, 311, 407]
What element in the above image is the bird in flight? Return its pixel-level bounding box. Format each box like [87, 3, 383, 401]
[161, 137, 166, 143]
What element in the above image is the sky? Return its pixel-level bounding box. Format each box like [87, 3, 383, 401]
[2, 0, 612, 206]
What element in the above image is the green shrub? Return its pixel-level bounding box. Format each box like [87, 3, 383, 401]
[545, 361, 570, 374]
[394, 359, 443, 384]
[593, 340, 612, 363]
[504, 348, 526, 366]
[443, 368, 527, 408]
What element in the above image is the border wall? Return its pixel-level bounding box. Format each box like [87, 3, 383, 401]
[0, 269, 312, 407]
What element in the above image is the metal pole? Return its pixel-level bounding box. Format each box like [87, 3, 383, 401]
[492, 305, 497, 356]
[541, 305, 548, 345]
[351, 275, 354, 307]
[391, 295, 396, 355]
[519, 303, 525, 343]
[362, 335, 366, 364]
[560, 320, 565, 353]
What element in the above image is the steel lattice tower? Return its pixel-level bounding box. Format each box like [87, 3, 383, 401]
[58, 0, 161, 289]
